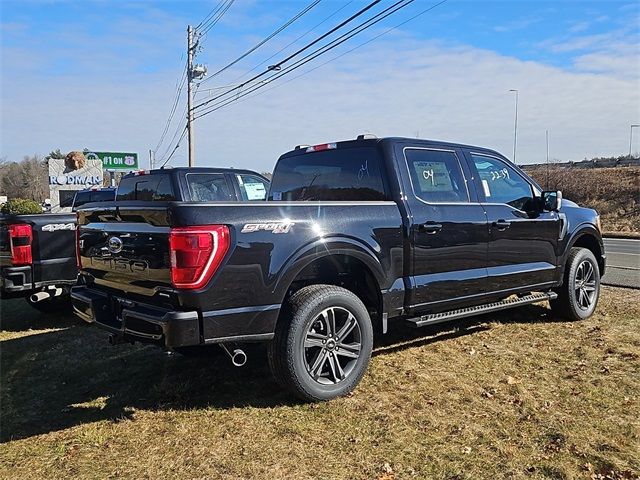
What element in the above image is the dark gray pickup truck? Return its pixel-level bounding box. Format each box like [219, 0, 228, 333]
[73, 136, 605, 401]
[2, 167, 269, 312]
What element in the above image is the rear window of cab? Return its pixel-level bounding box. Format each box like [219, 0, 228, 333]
[116, 174, 176, 201]
[268, 147, 387, 201]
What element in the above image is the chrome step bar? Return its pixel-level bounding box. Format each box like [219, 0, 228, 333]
[406, 292, 558, 328]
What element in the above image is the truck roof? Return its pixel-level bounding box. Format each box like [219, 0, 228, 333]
[141, 167, 268, 179]
[281, 136, 506, 159]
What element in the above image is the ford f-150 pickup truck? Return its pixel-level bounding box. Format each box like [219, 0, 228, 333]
[2, 168, 269, 312]
[72, 136, 605, 401]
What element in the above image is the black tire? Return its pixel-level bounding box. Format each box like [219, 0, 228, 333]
[268, 285, 373, 402]
[26, 294, 71, 314]
[550, 247, 600, 321]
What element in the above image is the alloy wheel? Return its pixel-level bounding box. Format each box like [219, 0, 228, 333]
[574, 260, 597, 310]
[302, 306, 362, 385]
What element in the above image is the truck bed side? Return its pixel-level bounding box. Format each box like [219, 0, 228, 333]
[1, 213, 77, 296]
[76, 200, 404, 344]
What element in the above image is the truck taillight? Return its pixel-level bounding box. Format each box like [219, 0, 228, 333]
[306, 143, 336, 153]
[8, 224, 33, 266]
[169, 225, 230, 289]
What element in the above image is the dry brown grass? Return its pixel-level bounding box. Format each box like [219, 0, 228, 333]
[526, 166, 640, 233]
[1, 287, 639, 480]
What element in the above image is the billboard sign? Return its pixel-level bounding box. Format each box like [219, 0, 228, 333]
[85, 151, 138, 171]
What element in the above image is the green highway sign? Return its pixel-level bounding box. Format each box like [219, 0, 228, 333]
[85, 151, 138, 171]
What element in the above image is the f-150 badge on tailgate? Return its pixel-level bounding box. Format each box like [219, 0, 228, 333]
[241, 222, 295, 234]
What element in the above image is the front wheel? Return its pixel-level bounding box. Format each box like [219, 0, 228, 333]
[268, 285, 373, 402]
[550, 247, 601, 321]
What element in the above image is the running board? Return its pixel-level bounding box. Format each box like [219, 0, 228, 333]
[406, 292, 558, 328]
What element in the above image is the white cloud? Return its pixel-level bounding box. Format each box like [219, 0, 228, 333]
[1, 31, 639, 172]
[493, 16, 541, 33]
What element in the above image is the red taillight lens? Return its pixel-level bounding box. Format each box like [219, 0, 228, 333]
[8, 224, 33, 266]
[169, 225, 230, 289]
[306, 143, 336, 153]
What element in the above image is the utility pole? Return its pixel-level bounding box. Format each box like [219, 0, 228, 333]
[545, 129, 549, 190]
[187, 25, 196, 167]
[149, 149, 154, 170]
[629, 124, 639, 157]
[509, 89, 519, 165]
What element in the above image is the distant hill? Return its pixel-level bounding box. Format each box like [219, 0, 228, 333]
[521, 155, 639, 170]
[526, 165, 639, 233]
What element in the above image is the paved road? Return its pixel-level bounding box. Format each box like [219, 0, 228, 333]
[602, 237, 639, 288]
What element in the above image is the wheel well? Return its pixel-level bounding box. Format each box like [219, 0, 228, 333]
[573, 233, 604, 274]
[286, 255, 382, 329]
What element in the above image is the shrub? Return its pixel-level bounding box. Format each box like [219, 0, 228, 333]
[0, 198, 42, 215]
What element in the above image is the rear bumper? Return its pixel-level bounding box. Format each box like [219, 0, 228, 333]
[71, 286, 200, 348]
[1, 266, 33, 297]
[71, 286, 279, 348]
[1, 265, 75, 298]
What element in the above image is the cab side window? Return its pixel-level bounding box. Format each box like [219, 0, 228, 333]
[186, 173, 232, 202]
[405, 148, 469, 203]
[471, 154, 533, 210]
[236, 174, 269, 201]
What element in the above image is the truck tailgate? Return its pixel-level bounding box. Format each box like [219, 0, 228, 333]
[78, 205, 172, 296]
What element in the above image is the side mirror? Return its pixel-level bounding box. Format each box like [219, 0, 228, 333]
[542, 190, 562, 212]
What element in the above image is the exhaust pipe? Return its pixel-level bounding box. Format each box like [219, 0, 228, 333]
[29, 287, 64, 303]
[30, 291, 51, 303]
[220, 344, 247, 367]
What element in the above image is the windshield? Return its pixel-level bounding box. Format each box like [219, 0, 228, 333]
[269, 147, 387, 201]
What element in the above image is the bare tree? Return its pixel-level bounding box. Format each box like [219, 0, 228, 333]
[0, 155, 48, 202]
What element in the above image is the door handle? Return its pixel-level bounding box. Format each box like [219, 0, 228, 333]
[492, 219, 511, 231]
[419, 222, 443, 234]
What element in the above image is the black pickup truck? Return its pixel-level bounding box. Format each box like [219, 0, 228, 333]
[2, 168, 269, 312]
[72, 137, 605, 401]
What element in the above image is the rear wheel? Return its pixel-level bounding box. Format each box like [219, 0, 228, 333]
[550, 247, 600, 320]
[268, 285, 373, 402]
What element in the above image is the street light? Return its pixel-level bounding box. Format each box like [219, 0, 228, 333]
[509, 89, 519, 164]
[630, 124, 640, 157]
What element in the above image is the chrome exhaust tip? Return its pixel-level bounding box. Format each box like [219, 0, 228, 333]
[220, 344, 247, 367]
[30, 291, 51, 303]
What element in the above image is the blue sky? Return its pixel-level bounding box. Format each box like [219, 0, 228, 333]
[2, 0, 639, 170]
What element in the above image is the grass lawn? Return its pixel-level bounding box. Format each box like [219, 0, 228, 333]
[1, 286, 638, 479]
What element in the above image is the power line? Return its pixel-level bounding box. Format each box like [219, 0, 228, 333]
[196, 0, 226, 30]
[198, 0, 235, 37]
[194, 0, 420, 119]
[153, 63, 187, 154]
[228, 0, 355, 85]
[192, 0, 383, 112]
[153, 0, 233, 167]
[247, 0, 450, 100]
[194, 0, 449, 119]
[199, 0, 323, 85]
[157, 79, 205, 166]
[159, 124, 188, 168]
[224, 0, 450, 113]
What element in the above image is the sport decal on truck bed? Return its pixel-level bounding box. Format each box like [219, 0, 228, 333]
[241, 222, 295, 234]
